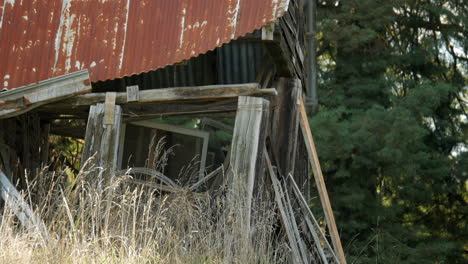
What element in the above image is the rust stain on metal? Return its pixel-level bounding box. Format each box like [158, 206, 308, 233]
[0, 97, 26, 109]
[0, 0, 289, 91]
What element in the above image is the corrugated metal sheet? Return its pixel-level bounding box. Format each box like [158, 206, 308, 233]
[0, 0, 290, 91]
[92, 36, 275, 93]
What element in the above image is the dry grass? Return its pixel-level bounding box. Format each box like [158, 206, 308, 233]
[0, 159, 289, 263]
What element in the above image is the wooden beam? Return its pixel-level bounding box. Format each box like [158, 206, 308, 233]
[44, 84, 277, 108]
[225, 96, 270, 259]
[39, 99, 240, 120]
[0, 70, 91, 118]
[299, 100, 347, 264]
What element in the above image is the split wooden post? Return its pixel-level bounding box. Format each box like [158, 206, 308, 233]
[81, 99, 122, 181]
[299, 100, 347, 264]
[225, 96, 270, 259]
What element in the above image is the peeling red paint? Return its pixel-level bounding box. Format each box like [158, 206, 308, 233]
[0, 0, 289, 91]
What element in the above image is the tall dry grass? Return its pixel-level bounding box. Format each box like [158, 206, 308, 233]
[0, 159, 290, 263]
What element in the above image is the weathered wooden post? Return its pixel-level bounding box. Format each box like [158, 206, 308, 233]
[225, 96, 270, 260]
[271, 78, 302, 178]
[81, 92, 122, 181]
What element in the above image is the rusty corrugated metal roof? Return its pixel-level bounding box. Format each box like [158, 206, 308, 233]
[0, 0, 289, 91]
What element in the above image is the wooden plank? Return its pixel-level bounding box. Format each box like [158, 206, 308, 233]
[225, 96, 270, 259]
[289, 173, 336, 264]
[299, 100, 347, 264]
[0, 171, 49, 240]
[81, 103, 122, 182]
[126, 85, 140, 102]
[0, 70, 91, 118]
[44, 84, 277, 108]
[117, 167, 180, 188]
[283, 173, 310, 263]
[265, 151, 303, 264]
[41, 99, 241, 120]
[189, 165, 224, 191]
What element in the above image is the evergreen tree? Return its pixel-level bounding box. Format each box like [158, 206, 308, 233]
[313, 0, 467, 262]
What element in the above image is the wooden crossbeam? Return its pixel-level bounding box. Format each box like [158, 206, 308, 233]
[44, 83, 276, 108]
[299, 100, 347, 264]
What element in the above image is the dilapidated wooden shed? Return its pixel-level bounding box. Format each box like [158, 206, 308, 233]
[0, 0, 346, 263]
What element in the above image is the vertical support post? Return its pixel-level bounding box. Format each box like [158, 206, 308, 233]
[272, 78, 302, 178]
[225, 96, 270, 259]
[299, 100, 347, 264]
[81, 101, 122, 181]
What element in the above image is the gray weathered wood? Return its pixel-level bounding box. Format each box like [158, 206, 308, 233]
[229, 96, 270, 227]
[189, 165, 224, 191]
[0, 70, 91, 118]
[0, 171, 49, 240]
[265, 152, 303, 264]
[289, 173, 337, 264]
[225, 96, 270, 260]
[45, 83, 276, 108]
[104, 92, 117, 125]
[283, 175, 310, 264]
[126, 85, 140, 102]
[81, 103, 122, 181]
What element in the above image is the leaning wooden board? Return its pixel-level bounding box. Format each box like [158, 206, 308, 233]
[0, 171, 49, 240]
[299, 100, 347, 264]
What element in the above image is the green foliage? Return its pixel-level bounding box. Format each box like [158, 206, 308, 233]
[48, 119, 85, 174]
[315, 0, 467, 262]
